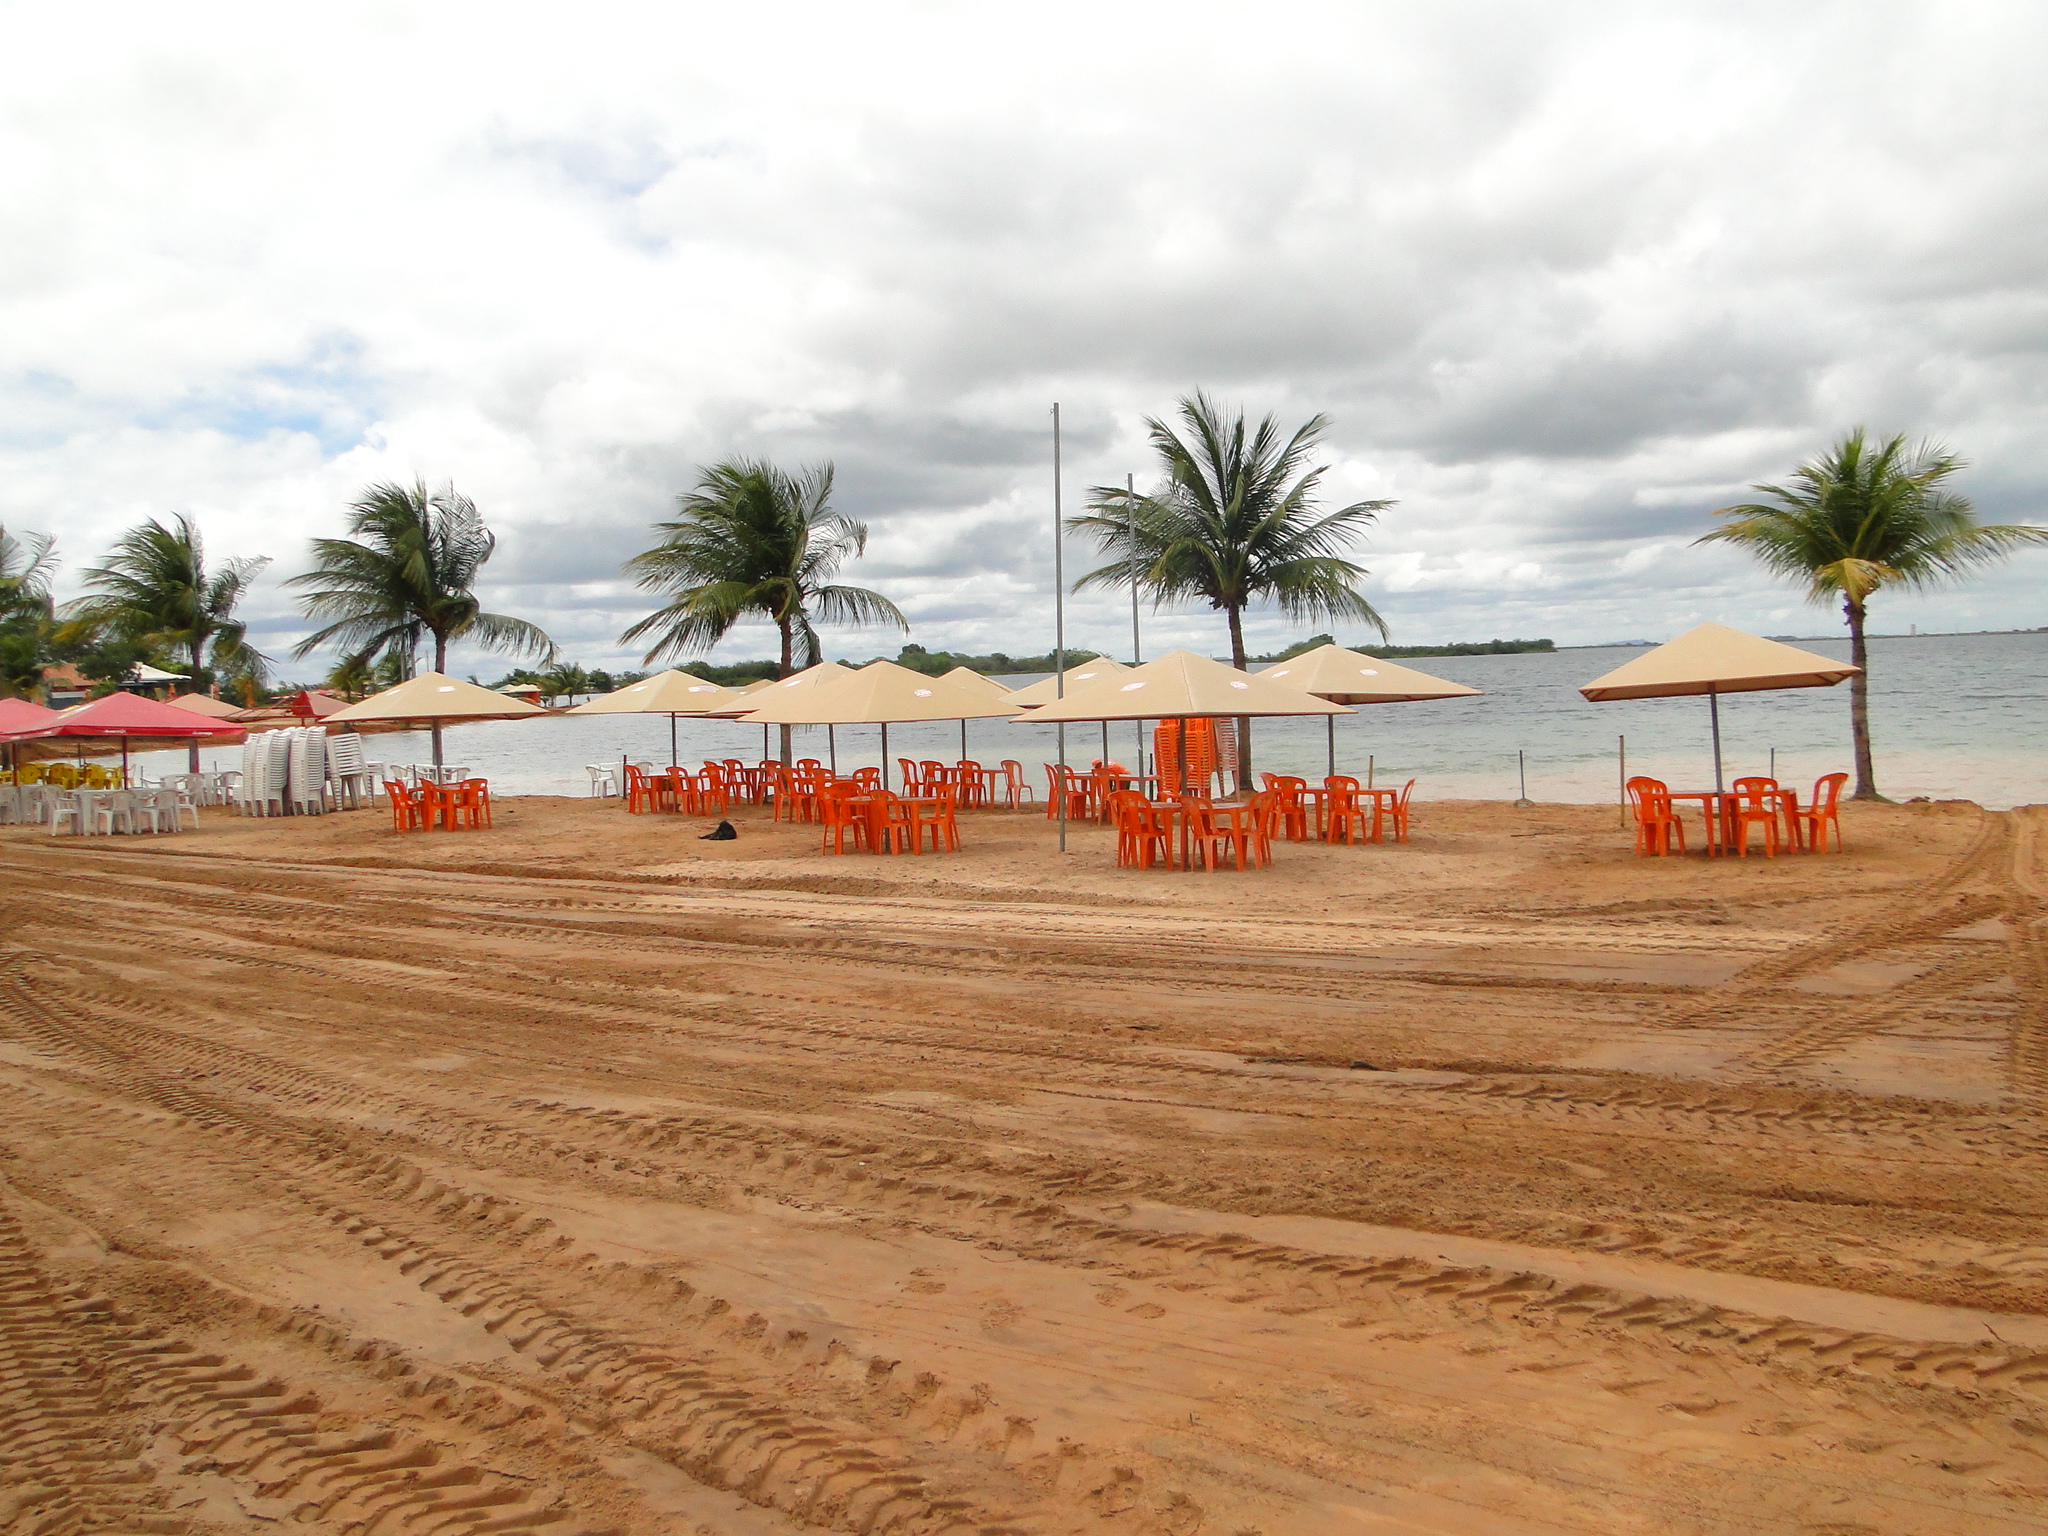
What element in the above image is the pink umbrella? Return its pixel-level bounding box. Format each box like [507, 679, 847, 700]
[11, 691, 246, 785]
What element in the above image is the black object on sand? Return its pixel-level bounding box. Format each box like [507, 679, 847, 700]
[701, 821, 738, 841]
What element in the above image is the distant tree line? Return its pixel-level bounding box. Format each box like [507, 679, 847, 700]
[1249, 633, 1555, 663]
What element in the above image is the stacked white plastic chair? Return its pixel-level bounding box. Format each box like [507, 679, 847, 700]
[325, 732, 375, 809]
[286, 727, 329, 815]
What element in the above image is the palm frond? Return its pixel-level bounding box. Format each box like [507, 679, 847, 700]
[1072, 397, 1389, 647]
[1699, 428, 2047, 607]
[289, 481, 549, 668]
[619, 456, 894, 669]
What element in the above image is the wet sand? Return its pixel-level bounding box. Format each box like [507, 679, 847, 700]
[1, 792, 2044, 1534]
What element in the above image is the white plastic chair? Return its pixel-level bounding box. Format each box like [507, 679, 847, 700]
[50, 793, 83, 836]
[90, 792, 136, 835]
[585, 764, 617, 797]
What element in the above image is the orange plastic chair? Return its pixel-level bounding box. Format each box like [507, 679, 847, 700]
[897, 758, 923, 794]
[1244, 790, 1280, 869]
[818, 783, 869, 855]
[954, 761, 987, 808]
[1186, 800, 1257, 871]
[866, 790, 914, 854]
[1728, 777, 1781, 858]
[1792, 772, 1849, 853]
[1382, 779, 1417, 844]
[384, 779, 425, 833]
[1043, 765, 1090, 820]
[622, 764, 658, 814]
[449, 778, 492, 830]
[694, 767, 730, 815]
[1323, 776, 1372, 846]
[1106, 791, 1163, 869]
[1625, 776, 1686, 856]
[416, 781, 456, 831]
[1261, 774, 1313, 841]
[998, 760, 1034, 810]
[910, 788, 960, 853]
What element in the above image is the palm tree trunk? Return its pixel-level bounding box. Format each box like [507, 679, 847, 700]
[431, 634, 448, 769]
[1846, 597, 1878, 800]
[188, 638, 204, 771]
[1226, 605, 1251, 791]
[776, 617, 795, 767]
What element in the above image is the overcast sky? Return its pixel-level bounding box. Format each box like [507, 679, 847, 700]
[6, 0, 2045, 679]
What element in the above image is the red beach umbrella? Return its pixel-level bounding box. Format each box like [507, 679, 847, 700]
[13, 690, 247, 784]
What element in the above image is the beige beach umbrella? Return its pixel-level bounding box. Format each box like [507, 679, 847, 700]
[565, 669, 746, 765]
[739, 659, 1017, 788]
[939, 667, 1013, 756]
[1021, 649, 1351, 796]
[1259, 644, 1482, 779]
[940, 666, 1012, 699]
[1578, 622, 1859, 791]
[326, 671, 548, 768]
[1003, 656, 1131, 709]
[700, 662, 852, 759]
[165, 692, 254, 720]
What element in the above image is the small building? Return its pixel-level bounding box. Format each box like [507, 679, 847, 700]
[42, 664, 89, 708]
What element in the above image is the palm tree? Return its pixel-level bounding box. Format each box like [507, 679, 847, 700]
[289, 481, 556, 761]
[1071, 391, 1392, 785]
[621, 458, 906, 763]
[290, 481, 554, 677]
[1700, 429, 2047, 800]
[0, 525, 58, 700]
[65, 515, 269, 692]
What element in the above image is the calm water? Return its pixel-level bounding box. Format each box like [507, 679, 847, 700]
[139, 632, 2044, 809]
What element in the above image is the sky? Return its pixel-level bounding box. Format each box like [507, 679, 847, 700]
[6, 0, 2046, 681]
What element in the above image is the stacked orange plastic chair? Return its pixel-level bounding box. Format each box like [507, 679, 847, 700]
[1152, 718, 1218, 797]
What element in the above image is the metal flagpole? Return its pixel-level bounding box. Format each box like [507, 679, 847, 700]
[1053, 403, 1067, 853]
[1129, 471, 1144, 776]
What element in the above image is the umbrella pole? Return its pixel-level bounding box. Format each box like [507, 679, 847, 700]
[670, 713, 678, 769]
[1708, 687, 1723, 793]
[880, 723, 889, 791]
[1100, 721, 1108, 765]
[431, 719, 445, 770]
[1177, 718, 1189, 870]
[762, 723, 769, 761]
[960, 720, 967, 760]
[829, 724, 837, 775]
[121, 736, 129, 787]
[1326, 716, 1335, 781]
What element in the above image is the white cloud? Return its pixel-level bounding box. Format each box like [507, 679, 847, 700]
[4, 0, 2045, 681]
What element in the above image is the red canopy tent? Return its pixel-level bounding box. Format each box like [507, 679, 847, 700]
[8, 691, 247, 784]
[0, 698, 62, 782]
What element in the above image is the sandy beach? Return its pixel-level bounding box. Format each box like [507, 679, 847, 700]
[3, 792, 2045, 1534]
